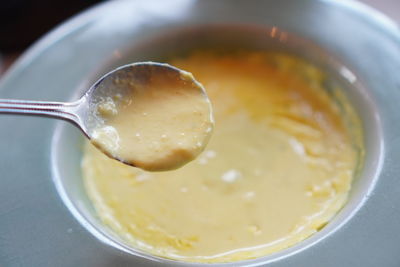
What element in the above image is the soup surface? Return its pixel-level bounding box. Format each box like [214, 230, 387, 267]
[82, 51, 363, 262]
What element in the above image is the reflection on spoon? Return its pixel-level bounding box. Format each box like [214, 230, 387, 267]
[0, 62, 214, 171]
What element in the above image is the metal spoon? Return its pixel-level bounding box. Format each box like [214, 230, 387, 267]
[0, 62, 210, 167]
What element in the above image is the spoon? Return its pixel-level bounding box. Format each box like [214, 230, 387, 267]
[0, 62, 213, 170]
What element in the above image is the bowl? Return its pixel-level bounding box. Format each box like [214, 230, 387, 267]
[0, 0, 399, 266]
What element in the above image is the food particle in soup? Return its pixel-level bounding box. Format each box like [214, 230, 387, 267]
[82, 51, 363, 263]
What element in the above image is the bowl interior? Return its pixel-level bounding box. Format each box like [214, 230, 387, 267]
[51, 25, 383, 265]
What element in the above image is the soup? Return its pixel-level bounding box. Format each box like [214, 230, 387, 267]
[82, 51, 363, 262]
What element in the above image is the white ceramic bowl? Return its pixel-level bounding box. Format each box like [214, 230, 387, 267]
[0, 1, 399, 266]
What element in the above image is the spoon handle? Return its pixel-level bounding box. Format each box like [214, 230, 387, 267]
[0, 98, 82, 126]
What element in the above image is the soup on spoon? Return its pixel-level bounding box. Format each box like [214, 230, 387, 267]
[89, 63, 214, 171]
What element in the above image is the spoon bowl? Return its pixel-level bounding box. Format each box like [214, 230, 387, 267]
[81, 62, 206, 137]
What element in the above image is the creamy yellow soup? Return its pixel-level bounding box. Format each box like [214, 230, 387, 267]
[90, 66, 213, 171]
[82, 52, 363, 263]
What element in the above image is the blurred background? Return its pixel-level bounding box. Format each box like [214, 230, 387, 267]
[0, 0, 398, 76]
[0, 0, 102, 74]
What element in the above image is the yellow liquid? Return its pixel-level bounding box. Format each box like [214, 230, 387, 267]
[82, 52, 363, 263]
